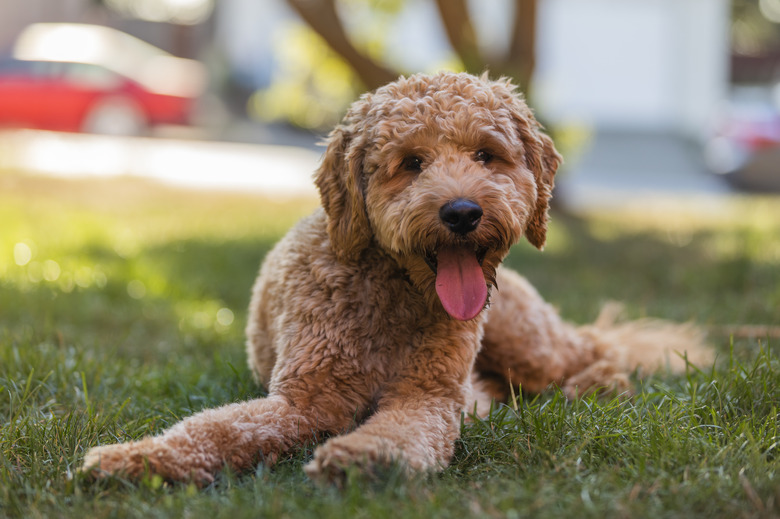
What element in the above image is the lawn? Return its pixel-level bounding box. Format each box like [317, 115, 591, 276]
[1, 171, 778, 518]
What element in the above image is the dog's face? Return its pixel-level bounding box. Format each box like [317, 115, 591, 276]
[316, 73, 561, 321]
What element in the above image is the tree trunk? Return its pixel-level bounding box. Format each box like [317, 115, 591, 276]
[286, 0, 399, 90]
[286, 0, 539, 95]
[500, 0, 537, 95]
[433, 0, 482, 73]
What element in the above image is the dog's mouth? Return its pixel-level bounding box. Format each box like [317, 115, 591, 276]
[424, 246, 488, 274]
[424, 245, 489, 321]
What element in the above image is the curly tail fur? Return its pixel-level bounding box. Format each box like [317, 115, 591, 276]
[562, 302, 713, 397]
[474, 270, 713, 411]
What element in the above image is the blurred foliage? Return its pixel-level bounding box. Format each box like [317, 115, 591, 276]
[732, 0, 780, 55]
[248, 25, 361, 131]
[250, 0, 421, 132]
[338, 0, 407, 60]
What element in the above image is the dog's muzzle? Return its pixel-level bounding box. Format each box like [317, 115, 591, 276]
[425, 199, 488, 321]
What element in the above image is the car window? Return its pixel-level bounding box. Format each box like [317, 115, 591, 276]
[0, 59, 38, 75]
[62, 62, 123, 89]
[0, 60, 123, 89]
[0, 60, 23, 73]
[0, 59, 62, 78]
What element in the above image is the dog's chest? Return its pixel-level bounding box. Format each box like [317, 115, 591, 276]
[343, 262, 431, 347]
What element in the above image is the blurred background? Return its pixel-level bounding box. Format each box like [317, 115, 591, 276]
[1, 0, 780, 203]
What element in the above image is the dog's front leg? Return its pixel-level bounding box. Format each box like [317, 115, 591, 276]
[304, 390, 463, 484]
[81, 395, 317, 485]
[304, 336, 474, 485]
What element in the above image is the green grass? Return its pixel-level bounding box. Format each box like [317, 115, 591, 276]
[1, 172, 778, 518]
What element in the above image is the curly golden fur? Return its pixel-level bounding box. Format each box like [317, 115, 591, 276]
[81, 72, 711, 485]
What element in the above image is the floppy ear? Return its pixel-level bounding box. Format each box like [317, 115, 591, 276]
[314, 121, 372, 261]
[519, 127, 561, 250]
[498, 82, 562, 250]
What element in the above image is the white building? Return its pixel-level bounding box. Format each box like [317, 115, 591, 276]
[535, 0, 731, 139]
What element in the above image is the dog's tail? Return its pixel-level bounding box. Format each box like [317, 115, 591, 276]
[562, 302, 714, 397]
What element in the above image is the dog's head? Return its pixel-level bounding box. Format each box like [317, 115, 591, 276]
[315, 72, 561, 321]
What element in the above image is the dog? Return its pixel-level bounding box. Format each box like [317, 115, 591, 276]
[81, 72, 710, 485]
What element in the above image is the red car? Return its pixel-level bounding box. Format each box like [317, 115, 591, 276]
[705, 91, 780, 191]
[0, 23, 206, 135]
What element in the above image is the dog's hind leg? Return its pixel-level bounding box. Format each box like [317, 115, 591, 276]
[563, 302, 712, 396]
[475, 267, 712, 401]
[475, 267, 603, 400]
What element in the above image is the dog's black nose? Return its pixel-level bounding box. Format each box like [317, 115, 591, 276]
[439, 199, 483, 235]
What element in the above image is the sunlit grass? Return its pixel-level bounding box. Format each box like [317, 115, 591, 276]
[1, 171, 778, 518]
[0, 174, 317, 354]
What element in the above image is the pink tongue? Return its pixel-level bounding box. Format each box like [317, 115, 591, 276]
[435, 246, 488, 321]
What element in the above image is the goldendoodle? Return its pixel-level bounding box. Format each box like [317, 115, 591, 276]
[82, 72, 710, 485]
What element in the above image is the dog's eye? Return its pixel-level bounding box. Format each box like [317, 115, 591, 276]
[475, 150, 493, 164]
[402, 156, 423, 172]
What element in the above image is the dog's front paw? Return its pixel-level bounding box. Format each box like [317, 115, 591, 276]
[80, 439, 215, 486]
[304, 434, 398, 486]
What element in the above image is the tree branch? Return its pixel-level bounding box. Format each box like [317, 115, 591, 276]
[286, 0, 399, 90]
[499, 0, 537, 94]
[433, 0, 482, 73]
